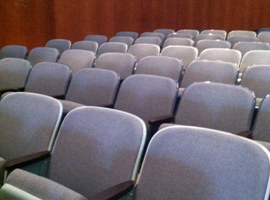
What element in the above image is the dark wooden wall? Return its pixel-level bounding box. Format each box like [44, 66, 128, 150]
[1, 0, 270, 49]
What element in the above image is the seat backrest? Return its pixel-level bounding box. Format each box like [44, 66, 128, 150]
[196, 39, 231, 54]
[65, 68, 119, 106]
[116, 31, 139, 40]
[83, 35, 108, 46]
[95, 52, 136, 80]
[96, 42, 128, 57]
[49, 106, 146, 198]
[71, 41, 98, 54]
[241, 65, 270, 99]
[115, 74, 177, 127]
[135, 125, 270, 200]
[228, 30, 257, 38]
[27, 47, 59, 66]
[140, 32, 165, 41]
[0, 92, 62, 160]
[240, 50, 270, 73]
[46, 39, 71, 55]
[233, 42, 270, 57]
[200, 29, 227, 40]
[195, 34, 224, 44]
[180, 60, 238, 88]
[0, 58, 31, 92]
[253, 95, 270, 142]
[177, 29, 199, 39]
[128, 44, 160, 62]
[227, 36, 258, 47]
[154, 28, 175, 36]
[166, 33, 193, 39]
[25, 62, 71, 97]
[135, 36, 162, 46]
[58, 49, 95, 74]
[199, 48, 241, 66]
[257, 32, 270, 43]
[175, 82, 255, 134]
[163, 38, 194, 48]
[136, 56, 183, 82]
[160, 46, 198, 69]
[109, 36, 134, 47]
[0, 45, 28, 59]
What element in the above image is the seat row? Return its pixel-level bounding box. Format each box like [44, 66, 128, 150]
[0, 92, 269, 199]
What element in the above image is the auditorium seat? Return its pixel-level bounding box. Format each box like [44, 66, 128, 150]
[0, 45, 28, 59]
[96, 42, 128, 57]
[128, 44, 160, 62]
[0, 106, 146, 200]
[109, 36, 134, 47]
[115, 31, 139, 40]
[233, 41, 270, 56]
[71, 41, 98, 54]
[227, 35, 258, 47]
[0, 58, 31, 94]
[140, 32, 165, 41]
[46, 39, 71, 55]
[200, 29, 227, 40]
[228, 30, 257, 38]
[135, 36, 162, 46]
[27, 47, 59, 66]
[154, 28, 175, 36]
[83, 34, 108, 46]
[196, 39, 231, 54]
[162, 38, 194, 48]
[257, 32, 270, 43]
[166, 32, 193, 39]
[95, 52, 136, 81]
[0, 92, 63, 186]
[194, 33, 224, 45]
[177, 29, 199, 39]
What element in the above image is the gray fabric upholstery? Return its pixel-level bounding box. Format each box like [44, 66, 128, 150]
[175, 82, 255, 134]
[196, 39, 231, 54]
[58, 49, 95, 74]
[177, 29, 200, 39]
[64, 68, 119, 110]
[0, 157, 6, 186]
[253, 95, 270, 142]
[195, 34, 224, 44]
[0, 92, 62, 165]
[160, 46, 198, 69]
[135, 126, 270, 200]
[96, 42, 128, 57]
[95, 52, 136, 80]
[116, 31, 139, 40]
[0, 45, 28, 59]
[109, 36, 134, 47]
[258, 32, 270, 43]
[233, 42, 270, 56]
[27, 47, 59, 66]
[140, 32, 165, 41]
[162, 38, 194, 48]
[200, 30, 227, 40]
[5, 169, 87, 200]
[240, 50, 270, 73]
[154, 29, 175, 36]
[135, 36, 162, 46]
[136, 56, 183, 82]
[166, 33, 193, 39]
[180, 60, 238, 89]
[0, 58, 31, 92]
[71, 41, 98, 54]
[115, 74, 177, 127]
[128, 44, 160, 62]
[46, 39, 71, 55]
[228, 30, 257, 38]
[199, 48, 241, 66]
[48, 106, 146, 198]
[83, 35, 108, 46]
[227, 36, 258, 47]
[258, 141, 270, 152]
[25, 62, 71, 97]
[241, 65, 270, 99]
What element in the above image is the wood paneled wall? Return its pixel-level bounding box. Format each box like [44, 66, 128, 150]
[1, 0, 270, 49]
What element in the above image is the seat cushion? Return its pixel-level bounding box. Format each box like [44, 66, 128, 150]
[5, 169, 87, 200]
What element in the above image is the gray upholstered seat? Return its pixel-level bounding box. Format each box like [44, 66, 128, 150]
[95, 52, 136, 80]
[27, 47, 59, 66]
[166, 32, 193, 39]
[177, 29, 199, 39]
[140, 32, 165, 41]
[114, 74, 177, 131]
[241, 65, 270, 107]
[164, 82, 255, 134]
[233, 41, 270, 56]
[179, 60, 238, 95]
[128, 44, 160, 62]
[71, 41, 98, 54]
[194, 34, 224, 45]
[1, 106, 146, 200]
[83, 35, 108, 46]
[0, 92, 63, 185]
[154, 28, 175, 36]
[116, 31, 139, 40]
[228, 30, 257, 38]
[135, 36, 162, 46]
[160, 45, 198, 70]
[227, 36, 258, 47]
[0, 58, 31, 94]
[162, 38, 194, 48]
[196, 39, 231, 54]
[24, 62, 71, 98]
[135, 56, 183, 82]
[134, 126, 270, 200]
[109, 36, 134, 47]
[58, 49, 95, 74]
[96, 42, 128, 57]
[199, 48, 241, 66]
[46, 39, 71, 55]
[257, 32, 270, 43]
[200, 29, 227, 40]
[0, 45, 28, 59]
[60, 68, 119, 114]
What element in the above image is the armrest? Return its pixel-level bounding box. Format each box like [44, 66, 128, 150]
[4, 151, 51, 171]
[98, 104, 114, 108]
[148, 115, 175, 126]
[237, 130, 252, 138]
[89, 180, 135, 200]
